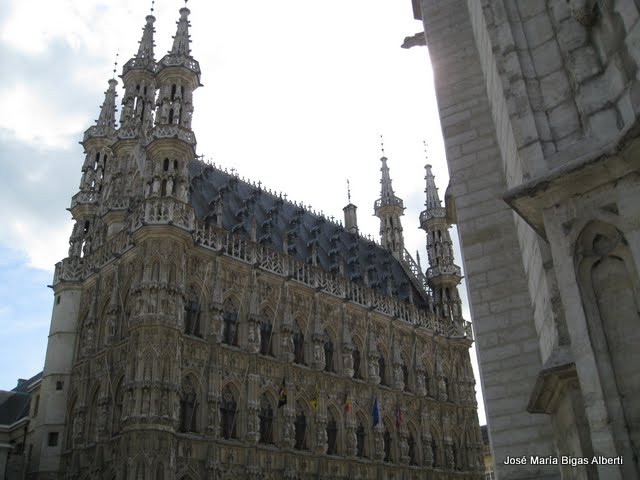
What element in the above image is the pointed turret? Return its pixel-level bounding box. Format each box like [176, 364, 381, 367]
[374, 154, 405, 258]
[119, 12, 157, 133]
[142, 5, 201, 209]
[152, 6, 201, 143]
[170, 6, 192, 56]
[136, 14, 156, 65]
[420, 164, 463, 323]
[96, 78, 118, 129]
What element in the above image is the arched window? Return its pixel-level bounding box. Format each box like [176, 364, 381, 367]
[223, 302, 238, 346]
[171, 84, 177, 101]
[112, 381, 123, 435]
[356, 422, 366, 457]
[383, 428, 392, 462]
[452, 443, 460, 470]
[326, 416, 338, 455]
[352, 347, 361, 379]
[293, 326, 305, 365]
[402, 364, 409, 391]
[408, 432, 416, 465]
[168, 109, 174, 124]
[179, 377, 198, 433]
[163, 158, 169, 172]
[324, 334, 335, 372]
[155, 463, 164, 480]
[87, 389, 99, 443]
[184, 294, 202, 338]
[220, 387, 237, 439]
[258, 394, 274, 444]
[294, 402, 307, 450]
[430, 437, 438, 467]
[379, 356, 386, 386]
[424, 370, 430, 397]
[259, 320, 273, 356]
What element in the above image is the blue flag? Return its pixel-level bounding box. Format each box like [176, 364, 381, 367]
[372, 397, 380, 427]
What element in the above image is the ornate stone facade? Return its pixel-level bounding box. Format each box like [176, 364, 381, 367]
[24, 6, 483, 480]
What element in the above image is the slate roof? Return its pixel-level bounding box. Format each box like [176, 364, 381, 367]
[188, 161, 429, 309]
[0, 391, 30, 426]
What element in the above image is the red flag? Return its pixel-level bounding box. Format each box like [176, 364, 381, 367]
[395, 404, 403, 430]
[344, 394, 351, 413]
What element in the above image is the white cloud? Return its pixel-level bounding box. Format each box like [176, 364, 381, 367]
[0, 85, 86, 149]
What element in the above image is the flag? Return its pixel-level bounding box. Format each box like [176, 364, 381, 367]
[344, 393, 350, 413]
[278, 377, 287, 408]
[395, 404, 403, 431]
[310, 383, 319, 411]
[372, 397, 380, 427]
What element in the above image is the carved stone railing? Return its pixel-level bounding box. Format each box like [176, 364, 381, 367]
[157, 54, 201, 75]
[53, 257, 85, 284]
[149, 125, 197, 146]
[70, 191, 99, 210]
[131, 198, 195, 232]
[122, 57, 157, 75]
[192, 222, 470, 338]
[100, 196, 130, 215]
[82, 229, 134, 273]
[420, 206, 446, 223]
[373, 196, 404, 210]
[427, 264, 462, 278]
[53, 229, 134, 285]
[83, 125, 116, 142]
[117, 127, 138, 140]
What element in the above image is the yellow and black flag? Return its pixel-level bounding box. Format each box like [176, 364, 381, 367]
[278, 377, 287, 408]
[310, 383, 319, 411]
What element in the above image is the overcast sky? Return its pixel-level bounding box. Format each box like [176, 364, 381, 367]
[0, 0, 486, 424]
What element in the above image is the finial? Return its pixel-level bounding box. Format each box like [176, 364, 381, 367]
[423, 140, 429, 159]
[347, 179, 352, 203]
[112, 51, 119, 78]
[150, 0, 155, 14]
[380, 134, 385, 157]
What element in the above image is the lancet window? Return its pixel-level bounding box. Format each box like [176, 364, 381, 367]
[356, 422, 366, 457]
[179, 376, 198, 433]
[294, 402, 307, 450]
[379, 355, 386, 386]
[184, 292, 202, 338]
[259, 320, 273, 356]
[383, 428, 392, 462]
[353, 347, 361, 379]
[324, 334, 335, 372]
[220, 387, 237, 440]
[258, 394, 274, 444]
[293, 325, 305, 365]
[327, 415, 338, 455]
[222, 302, 239, 346]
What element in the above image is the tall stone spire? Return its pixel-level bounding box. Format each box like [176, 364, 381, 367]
[153, 5, 201, 135]
[374, 146, 405, 258]
[135, 13, 156, 66]
[118, 11, 157, 132]
[96, 78, 118, 129]
[420, 164, 463, 322]
[170, 6, 192, 56]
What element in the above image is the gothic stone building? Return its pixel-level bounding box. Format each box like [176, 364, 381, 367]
[407, 0, 640, 479]
[19, 6, 484, 480]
